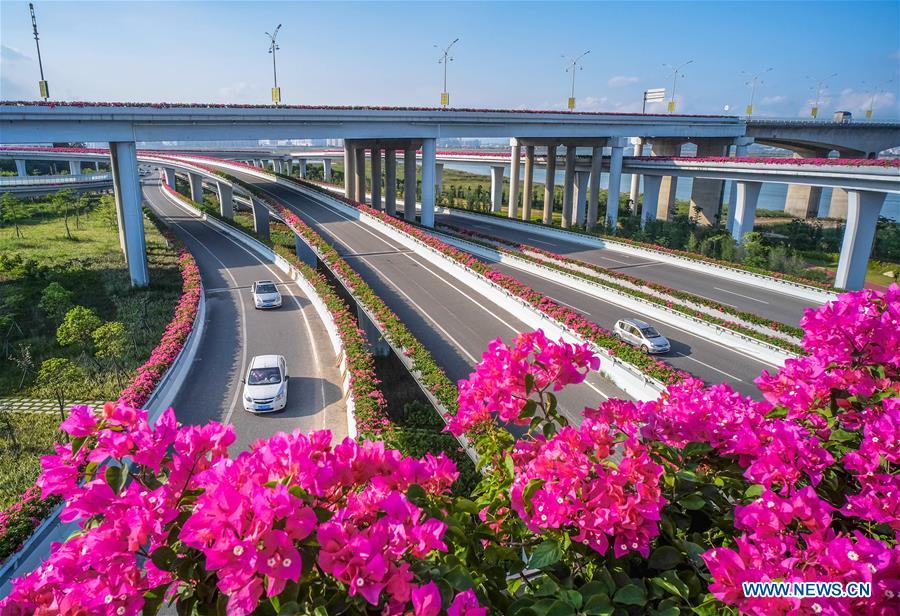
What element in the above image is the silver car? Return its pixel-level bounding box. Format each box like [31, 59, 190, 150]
[251, 280, 282, 309]
[613, 318, 671, 354]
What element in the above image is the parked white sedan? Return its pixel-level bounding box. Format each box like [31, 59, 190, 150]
[242, 354, 288, 413]
[251, 280, 282, 309]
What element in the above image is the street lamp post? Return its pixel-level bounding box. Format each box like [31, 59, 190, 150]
[806, 73, 837, 119]
[266, 24, 282, 105]
[29, 3, 49, 100]
[436, 38, 459, 107]
[742, 67, 772, 116]
[663, 60, 693, 113]
[564, 50, 590, 110]
[863, 79, 894, 119]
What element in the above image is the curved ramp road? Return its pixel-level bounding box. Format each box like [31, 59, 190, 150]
[144, 179, 348, 452]
[224, 169, 630, 424]
[434, 210, 818, 326]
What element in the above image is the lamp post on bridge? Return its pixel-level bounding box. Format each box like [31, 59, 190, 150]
[563, 50, 590, 110]
[663, 60, 692, 113]
[742, 67, 772, 116]
[29, 3, 49, 100]
[863, 79, 894, 120]
[806, 72, 837, 119]
[436, 38, 459, 107]
[266, 24, 282, 105]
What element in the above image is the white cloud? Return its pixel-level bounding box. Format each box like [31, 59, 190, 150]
[1, 45, 29, 63]
[607, 75, 639, 87]
[835, 87, 897, 115]
[761, 95, 786, 105]
[217, 81, 257, 103]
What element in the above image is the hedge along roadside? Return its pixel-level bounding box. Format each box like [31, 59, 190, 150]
[0, 211, 205, 588]
[436, 222, 805, 354]
[440, 205, 841, 299]
[159, 181, 386, 442]
[186, 157, 685, 397]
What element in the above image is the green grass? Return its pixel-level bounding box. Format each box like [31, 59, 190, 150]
[0, 412, 61, 508]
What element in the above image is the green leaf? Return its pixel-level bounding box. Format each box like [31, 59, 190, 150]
[582, 593, 613, 616]
[743, 484, 764, 499]
[544, 600, 576, 616]
[528, 540, 563, 569]
[104, 465, 125, 492]
[650, 571, 690, 600]
[444, 565, 474, 591]
[525, 373, 535, 394]
[149, 546, 178, 572]
[504, 455, 516, 477]
[455, 498, 480, 515]
[141, 585, 167, 616]
[613, 584, 646, 606]
[677, 493, 706, 510]
[648, 546, 683, 570]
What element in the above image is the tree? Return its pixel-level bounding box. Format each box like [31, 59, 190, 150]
[0, 192, 24, 239]
[56, 306, 102, 359]
[39, 282, 74, 325]
[92, 321, 130, 381]
[51, 189, 75, 240]
[75, 193, 93, 230]
[36, 357, 84, 423]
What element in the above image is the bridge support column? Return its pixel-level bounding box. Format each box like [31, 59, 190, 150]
[834, 190, 885, 290]
[508, 141, 521, 219]
[188, 173, 204, 204]
[297, 158, 307, 179]
[344, 143, 356, 200]
[561, 146, 576, 228]
[163, 168, 177, 189]
[384, 149, 397, 216]
[371, 148, 382, 210]
[829, 189, 849, 219]
[15, 160, 26, 177]
[94, 161, 101, 171]
[109, 141, 149, 287]
[606, 138, 625, 230]
[650, 141, 682, 221]
[690, 140, 730, 226]
[731, 181, 762, 242]
[628, 138, 643, 206]
[251, 199, 270, 240]
[435, 163, 444, 198]
[542, 145, 558, 224]
[640, 175, 663, 228]
[421, 138, 437, 228]
[323, 159, 332, 182]
[521, 145, 535, 221]
[726, 138, 754, 233]
[490, 165, 505, 213]
[784, 151, 829, 218]
[216, 182, 234, 219]
[403, 146, 417, 221]
[355, 147, 367, 203]
[68, 160, 80, 175]
[587, 145, 602, 229]
[574, 170, 590, 227]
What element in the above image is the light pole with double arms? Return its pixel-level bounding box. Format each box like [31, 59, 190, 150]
[563, 50, 590, 110]
[742, 67, 772, 116]
[663, 60, 693, 113]
[436, 38, 459, 107]
[266, 24, 282, 104]
[806, 72, 837, 118]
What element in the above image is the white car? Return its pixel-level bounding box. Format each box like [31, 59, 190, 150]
[251, 280, 282, 309]
[613, 318, 671, 354]
[242, 355, 288, 413]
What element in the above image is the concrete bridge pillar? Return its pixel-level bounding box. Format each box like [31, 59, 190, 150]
[385, 149, 397, 216]
[421, 138, 437, 228]
[542, 145, 558, 224]
[587, 145, 603, 229]
[323, 159, 333, 183]
[829, 189, 849, 219]
[574, 170, 590, 227]
[690, 139, 730, 226]
[371, 148, 382, 210]
[163, 168, 177, 189]
[435, 163, 444, 197]
[94, 161, 101, 171]
[490, 165, 505, 213]
[606, 138, 626, 230]
[68, 160, 80, 175]
[188, 172, 204, 204]
[521, 145, 535, 221]
[403, 146, 417, 221]
[834, 190, 886, 289]
[731, 181, 762, 242]
[726, 138, 754, 233]
[216, 182, 234, 219]
[251, 199, 270, 240]
[508, 141, 521, 219]
[297, 158, 308, 179]
[561, 146, 577, 228]
[784, 150, 829, 218]
[649, 140, 682, 221]
[343, 143, 356, 200]
[355, 147, 367, 203]
[15, 159, 26, 177]
[640, 175, 663, 228]
[628, 138, 644, 206]
[109, 141, 149, 287]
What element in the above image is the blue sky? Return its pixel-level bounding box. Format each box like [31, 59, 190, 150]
[1, 1, 898, 119]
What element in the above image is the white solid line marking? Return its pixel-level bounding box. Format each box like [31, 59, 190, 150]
[672, 352, 743, 382]
[549, 296, 591, 316]
[713, 287, 770, 304]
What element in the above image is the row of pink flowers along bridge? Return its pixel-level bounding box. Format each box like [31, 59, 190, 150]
[1, 285, 897, 615]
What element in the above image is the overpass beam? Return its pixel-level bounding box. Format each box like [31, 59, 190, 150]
[641, 175, 663, 229]
[355, 147, 367, 203]
[403, 146, 417, 221]
[490, 165, 505, 213]
[542, 145, 558, 224]
[68, 160, 80, 175]
[15, 159, 26, 177]
[690, 139, 730, 226]
[628, 138, 643, 206]
[217, 181, 234, 219]
[731, 181, 762, 242]
[323, 159, 333, 183]
[508, 141, 521, 219]
[421, 138, 437, 228]
[573, 170, 590, 227]
[344, 142, 356, 200]
[385, 149, 397, 216]
[726, 137, 754, 233]
[606, 138, 625, 230]
[834, 190, 886, 290]
[521, 145, 535, 221]
[188, 172, 204, 204]
[587, 145, 602, 229]
[251, 199, 270, 240]
[109, 141, 149, 287]
[371, 148, 382, 210]
[561, 146, 576, 228]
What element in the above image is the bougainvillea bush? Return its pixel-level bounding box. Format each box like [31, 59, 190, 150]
[2, 283, 896, 613]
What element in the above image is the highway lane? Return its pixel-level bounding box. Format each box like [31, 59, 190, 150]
[225, 169, 631, 424]
[435, 210, 819, 326]
[143, 179, 348, 453]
